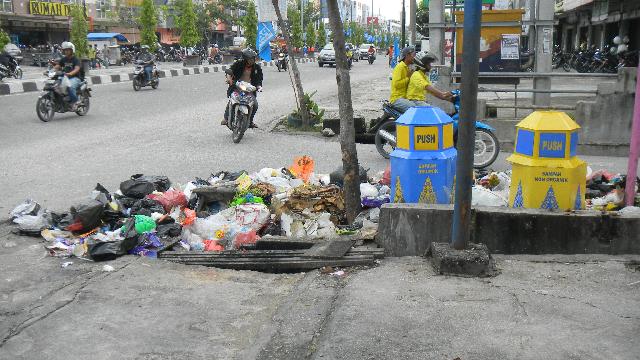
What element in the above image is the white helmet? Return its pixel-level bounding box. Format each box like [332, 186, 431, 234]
[61, 41, 75, 52]
[613, 36, 621, 45]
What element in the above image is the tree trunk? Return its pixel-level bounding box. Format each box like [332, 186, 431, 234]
[327, 0, 362, 224]
[272, 0, 311, 127]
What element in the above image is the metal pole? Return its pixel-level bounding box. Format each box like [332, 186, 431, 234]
[625, 62, 640, 206]
[451, 0, 457, 68]
[401, 0, 406, 47]
[451, 0, 482, 250]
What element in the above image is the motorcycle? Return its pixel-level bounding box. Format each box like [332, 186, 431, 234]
[208, 53, 223, 65]
[226, 80, 259, 143]
[36, 70, 91, 122]
[367, 51, 375, 65]
[276, 52, 288, 71]
[132, 60, 159, 91]
[552, 48, 571, 72]
[0, 55, 22, 81]
[373, 90, 499, 169]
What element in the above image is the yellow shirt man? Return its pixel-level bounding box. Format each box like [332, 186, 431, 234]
[389, 61, 410, 103]
[406, 69, 431, 103]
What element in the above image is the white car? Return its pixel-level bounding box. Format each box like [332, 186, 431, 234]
[358, 44, 375, 59]
[317, 43, 335, 67]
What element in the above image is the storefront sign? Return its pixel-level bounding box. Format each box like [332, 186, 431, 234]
[29, 0, 71, 16]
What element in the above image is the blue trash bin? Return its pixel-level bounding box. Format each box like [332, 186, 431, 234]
[391, 106, 457, 204]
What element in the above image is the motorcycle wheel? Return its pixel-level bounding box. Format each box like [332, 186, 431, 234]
[563, 62, 571, 72]
[151, 77, 159, 89]
[232, 111, 249, 144]
[76, 94, 90, 116]
[133, 78, 141, 91]
[14, 68, 23, 79]
[36, 95, 55, 122]
[473, 128, 500, 169]
[375, 121, 396, 159]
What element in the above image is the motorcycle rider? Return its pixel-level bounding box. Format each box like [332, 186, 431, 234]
[136, 45, 155, 84]
[54, 41, 84, 110]
[389, 46, 416, 113]
[221, 48, 263, 128]
[209, 44, 220, 61]
[406, 52, 453, 106]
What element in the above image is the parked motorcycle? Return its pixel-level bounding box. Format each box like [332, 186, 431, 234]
[276, 52, 288, 71]
[373, 90, 499, 169]
[36, 70, 91, 122]
[132, 60, 159, 91]
[0, 54, 22, 81]
[226, 80, 259, 143]
[552, 47, 571, 72]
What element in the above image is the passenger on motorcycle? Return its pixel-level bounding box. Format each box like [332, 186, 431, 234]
[210, 44, 219, 58]
[136, 45, 155, 83]
[389, 46, 416, 113]
[221, 48, 263, 128]
[406, 52, 453, 106]
[54, 41, 84, 111]
[368, 45, 376, 56]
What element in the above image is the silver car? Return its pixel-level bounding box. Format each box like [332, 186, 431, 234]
[317, 43, 335, 67]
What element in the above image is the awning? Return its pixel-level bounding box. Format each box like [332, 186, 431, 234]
[87, 32, 129, 42]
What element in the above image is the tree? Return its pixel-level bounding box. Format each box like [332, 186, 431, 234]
[243, 1, 258, 49]
[273, 0, 310, 127]
[139, 0, 158, 51]
[176, 0, 201, 47]
[416, 2, 429, 39]
[305, 21, 315, 48]
[287, 5, 303, 48]
[70, 4, 89, 58]
[0, 28, 10, 49]
[317, 21, 327, 48]
[327, 0, 361, 223]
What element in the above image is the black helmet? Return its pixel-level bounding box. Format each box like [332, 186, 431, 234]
[414, 51, 438, 69]
[242, 48, 257, 59]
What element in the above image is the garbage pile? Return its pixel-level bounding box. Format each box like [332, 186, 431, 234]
[8, 156, 391, 263]
[584, 169, 638, 211]
[472, 170, 511, 207]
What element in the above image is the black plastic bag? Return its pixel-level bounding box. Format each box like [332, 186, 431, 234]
[156, 223, 182, 238]
[131, 174, 171, 192]
[115, 195, 138, 209]
[88, 218, 139, 261]
[130, 198, 165, 216]
[46, 211, 74, 228]
[69, 199, 104, 231]
[120, 179, 156, 199]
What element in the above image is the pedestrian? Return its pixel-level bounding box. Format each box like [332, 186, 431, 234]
[387, 44, 394, 67]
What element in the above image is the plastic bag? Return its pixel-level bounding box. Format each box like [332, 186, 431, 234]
[60, 75, 71, 94]
[14, 214, 50, 235]
[232, 228, 259, 249]
[235, 204, 270, 231]
[130, 198, 165, 216]
[68, 199, 104, 232]
[88, 218, 139, 261]
[120, 179, 156, 199]
[360, 183, 379, 199]
[147, 190, 188, 212]
[10, 199, 41, 219]
[156, 222, 182, 238]
[203, 239, 224, 251]
[471, 186, 508, 207]
[122, 214, 156, 234]
[289, 156, 315, 183]
[264, 176, 293, 193]
[131, 174, 171, 192]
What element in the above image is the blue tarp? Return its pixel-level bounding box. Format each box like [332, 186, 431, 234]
[87, 33, 129, 42]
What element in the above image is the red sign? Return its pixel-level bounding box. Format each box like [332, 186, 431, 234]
[367, 17, 379, 25]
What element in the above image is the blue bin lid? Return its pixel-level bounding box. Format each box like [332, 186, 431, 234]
[396, 106, 453, 126]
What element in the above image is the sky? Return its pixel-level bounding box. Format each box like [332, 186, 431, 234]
[372, 0, 408, 22]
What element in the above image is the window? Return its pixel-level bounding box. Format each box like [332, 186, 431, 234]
[0, 0, 13, 13]
[96, 0, 111, 19]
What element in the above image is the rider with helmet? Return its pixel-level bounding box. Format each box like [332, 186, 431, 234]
[55, 41, 84, 110]
[222, 48, 263, 128]
[136, 45, 155, 83]
[406, 52, 453, 106]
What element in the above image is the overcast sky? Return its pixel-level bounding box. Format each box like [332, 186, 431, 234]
[371, 0, 407, 22]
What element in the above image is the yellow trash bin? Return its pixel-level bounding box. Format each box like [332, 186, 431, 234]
[507, 111, 586, 210]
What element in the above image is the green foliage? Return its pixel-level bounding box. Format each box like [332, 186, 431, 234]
[292, 91, 324, 124]
[287, 5, 303, 48]
[139, 0, 158, 52]
[317, 21, 327, 48]
[176, 0, 201, 47]
[305, 21, 315, 47]
[416, 2, 429, 38]
[70, 5, 89, 58]
[0, 28, 10, 49]
[242, 1, 258, 49]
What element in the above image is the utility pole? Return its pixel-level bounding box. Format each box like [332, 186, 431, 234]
[533, 0, 553, 106]
[401, 0, 406, 47]
[428, 0, 444, 64]
[451, 0, 482, 250]
[409, 0, 416, 46]
[451, 0, 457, 68]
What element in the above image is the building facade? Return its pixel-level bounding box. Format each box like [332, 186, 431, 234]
[555, 0, 640, 51]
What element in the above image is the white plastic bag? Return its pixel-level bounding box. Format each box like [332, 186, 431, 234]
[360, 183, 379, 199]
[59, 76, 71, 95]
[10, 199, 41, 219]
[471, 186, 508, 207]
[235, 203, 270, 230]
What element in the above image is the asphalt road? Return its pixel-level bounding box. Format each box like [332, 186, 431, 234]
[0, 59, 391, 214]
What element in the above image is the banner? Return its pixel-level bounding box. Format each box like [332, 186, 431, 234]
[257, 22, 276, 62]
[391, 37, 399, 68]
[257, 0, 287, 22]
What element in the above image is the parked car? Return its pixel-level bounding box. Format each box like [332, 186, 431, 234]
[358, 43, 375, 59]
[3, 43, 23, 64]
[318, 43, 335, 67]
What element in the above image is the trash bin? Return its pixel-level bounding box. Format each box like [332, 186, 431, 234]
[391, 106, 457, 204]
[507, 111, 586, 210]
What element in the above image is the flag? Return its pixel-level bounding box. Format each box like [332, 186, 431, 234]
[257, 21, 276, 62]
[391, 37, 399, 68]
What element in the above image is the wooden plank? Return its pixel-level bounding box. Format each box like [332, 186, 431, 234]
[159, 247, 385, 260]
[304, 240, 354, 259]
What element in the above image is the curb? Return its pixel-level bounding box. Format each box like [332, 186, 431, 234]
[0, 58, 316, 96]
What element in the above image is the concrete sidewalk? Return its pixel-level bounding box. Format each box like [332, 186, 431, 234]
[0, 58, 316, 96]
[1, 226, 638, 360]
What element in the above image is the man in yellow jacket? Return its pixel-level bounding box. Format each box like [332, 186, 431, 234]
[389, 46, 417, 113]
[406, 52, 453, 106]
